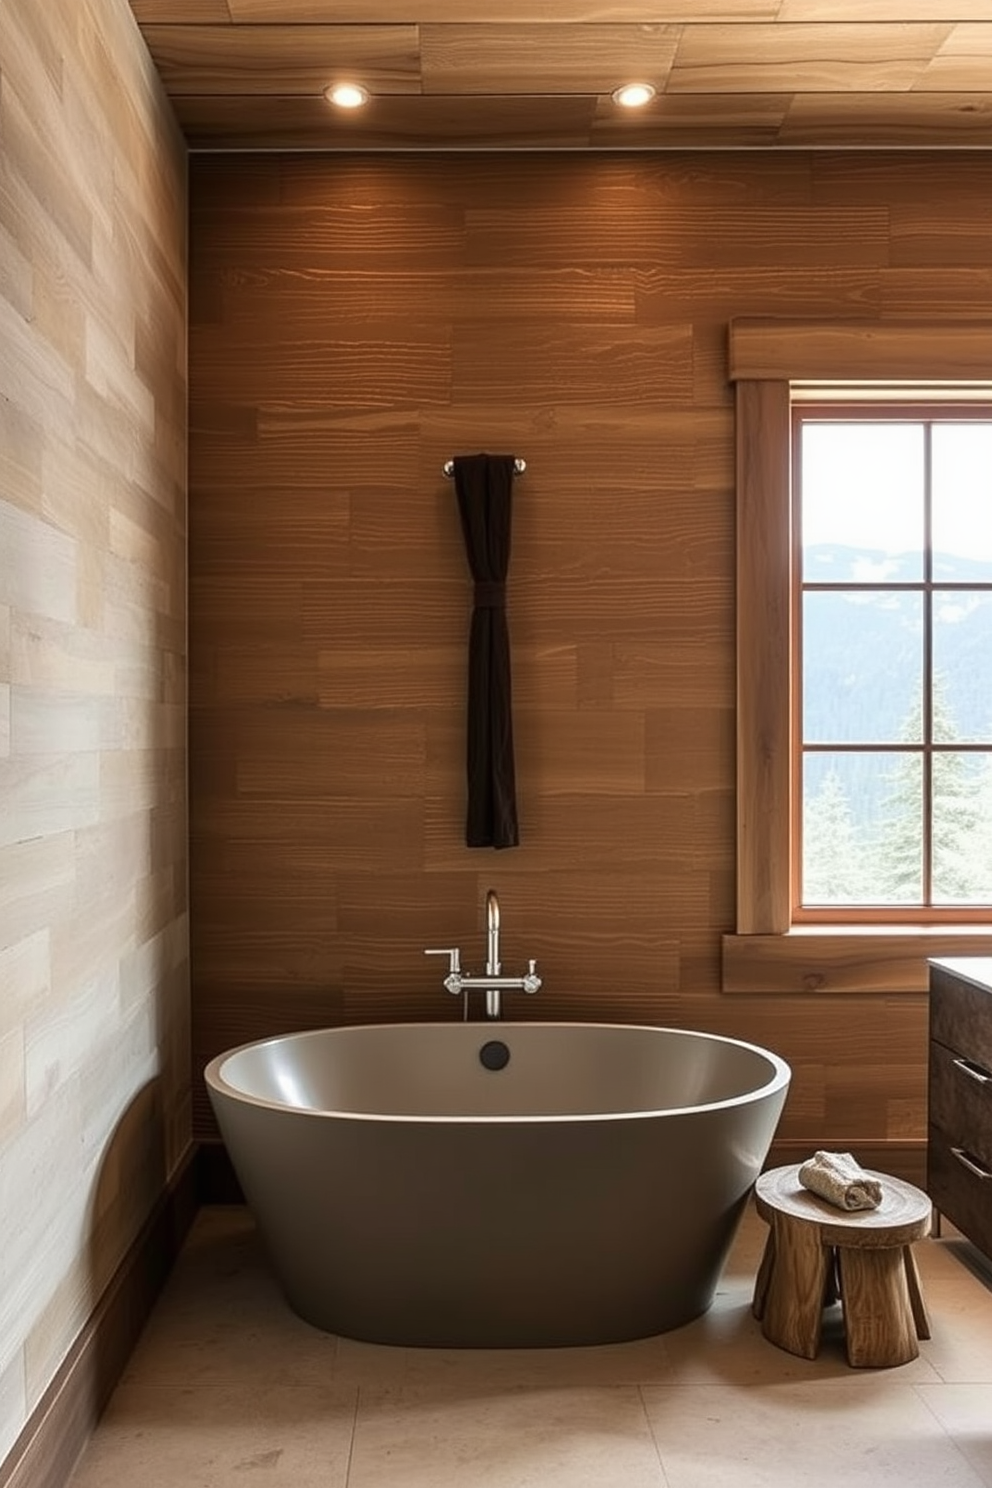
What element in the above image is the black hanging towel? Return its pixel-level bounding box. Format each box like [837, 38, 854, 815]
[452, 453, 520, 849]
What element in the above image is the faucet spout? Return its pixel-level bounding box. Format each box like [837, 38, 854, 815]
[425, 889, 540, 1020]
[485, 889, 501, 1019]
[486, 888, 501, 976]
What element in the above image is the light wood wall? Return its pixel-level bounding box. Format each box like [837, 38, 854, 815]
[190, 150, 991, 1167]
[0, 0, 187, 1466]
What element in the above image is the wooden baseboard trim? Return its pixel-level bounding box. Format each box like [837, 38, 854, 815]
[0, 1147, 199, 1488]
[767, 1139, 926, 1189]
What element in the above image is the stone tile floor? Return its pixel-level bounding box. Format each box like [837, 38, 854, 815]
[66, 1202, 992, 1487]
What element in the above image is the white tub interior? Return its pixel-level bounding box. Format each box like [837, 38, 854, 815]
[213, 1022, 790, 1120]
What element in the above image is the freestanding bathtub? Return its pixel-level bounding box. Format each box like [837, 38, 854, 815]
[205, 1022, 790, 1348]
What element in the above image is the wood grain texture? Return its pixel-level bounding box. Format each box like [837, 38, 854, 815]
[142, 24, 419, 94]
[126, 3, 992, 149]
[723, 931, 992, 993]
[419, 24, 680, 94]
[781, 0, 988, 16]
[672, 22, 954, 92]
[729, 317, 992, 381]
[173, 94, 602, 152]
[780, 93, 992, 148]
[0, 0, 187, 1470]
[189, 150, 992, 1173]
[754, 1164, 931, 1366]
[144, 1, 784, 20]
[734, 379, 792, 935]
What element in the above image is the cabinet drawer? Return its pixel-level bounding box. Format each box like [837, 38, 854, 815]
[928, 1127, 992, 1258]
[930, 966, 992, 1069]
[928, 1040, 992, 1169]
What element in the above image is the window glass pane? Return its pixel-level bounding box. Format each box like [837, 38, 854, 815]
[931, 423, 992, 582]
[802, 753, 871, 905]
[803, 591, 922, 744]
[801, 422, 924, 583]
[802, 751, 922, 906]
[933, 592, 992, 744]
[932, 752, 992, 905]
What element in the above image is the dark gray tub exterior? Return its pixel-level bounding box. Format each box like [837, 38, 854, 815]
[204, 1022, 791, 1348]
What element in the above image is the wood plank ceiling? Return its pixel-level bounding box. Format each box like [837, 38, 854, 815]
[128, 1, 992, 151]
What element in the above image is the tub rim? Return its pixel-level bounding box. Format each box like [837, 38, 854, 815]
[204, 1021, 792, 1125]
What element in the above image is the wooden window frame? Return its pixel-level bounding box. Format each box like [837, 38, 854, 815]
[722, 319, 992, 996]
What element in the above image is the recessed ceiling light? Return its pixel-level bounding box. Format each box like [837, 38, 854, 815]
[325, 82, 370, 109]
[611, 83, 656, 109]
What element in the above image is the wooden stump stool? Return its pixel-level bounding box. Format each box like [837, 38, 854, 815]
[752, 1164, 932, 1368]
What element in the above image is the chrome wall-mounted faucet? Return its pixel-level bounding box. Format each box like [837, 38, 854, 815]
[486, 888, 500, 982]
[425, 888, 541, 1019]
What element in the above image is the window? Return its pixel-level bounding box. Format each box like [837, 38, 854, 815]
[795, 405, 992, 918]
[722, 320, 992, 995]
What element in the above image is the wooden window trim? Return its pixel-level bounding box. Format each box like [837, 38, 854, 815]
[722, 318, 992, 996]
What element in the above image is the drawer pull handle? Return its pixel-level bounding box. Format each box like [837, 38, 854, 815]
[952, 1057, 992, 1085]
[951, 1147, 992, 1181]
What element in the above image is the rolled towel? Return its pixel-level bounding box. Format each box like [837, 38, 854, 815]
[798, 1151, 883, 1211]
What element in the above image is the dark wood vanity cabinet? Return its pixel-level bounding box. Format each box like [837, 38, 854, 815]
[928, 958, 992, 1260]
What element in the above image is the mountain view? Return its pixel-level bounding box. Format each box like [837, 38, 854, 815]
[803, 544, 992, 745]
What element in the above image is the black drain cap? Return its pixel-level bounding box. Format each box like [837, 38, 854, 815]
[479, 1040, 510, 1071]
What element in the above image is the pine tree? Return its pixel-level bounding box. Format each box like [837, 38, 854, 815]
[802, 768, 866, 904]
[973, 751, 992, 898]
[870, 748, 923, 904]
[874, 676, 988, 905]
[933, 747, 992, 903]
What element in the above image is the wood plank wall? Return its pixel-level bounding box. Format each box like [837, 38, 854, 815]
[0, 0, 187, 1468]
[189, 149, 991, 1165]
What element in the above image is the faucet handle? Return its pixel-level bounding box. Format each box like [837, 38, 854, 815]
[523, 959, 542, 994]
[425, 947, 463, 995]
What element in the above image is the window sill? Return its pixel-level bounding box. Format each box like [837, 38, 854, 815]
[721, 927, 992, 995]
